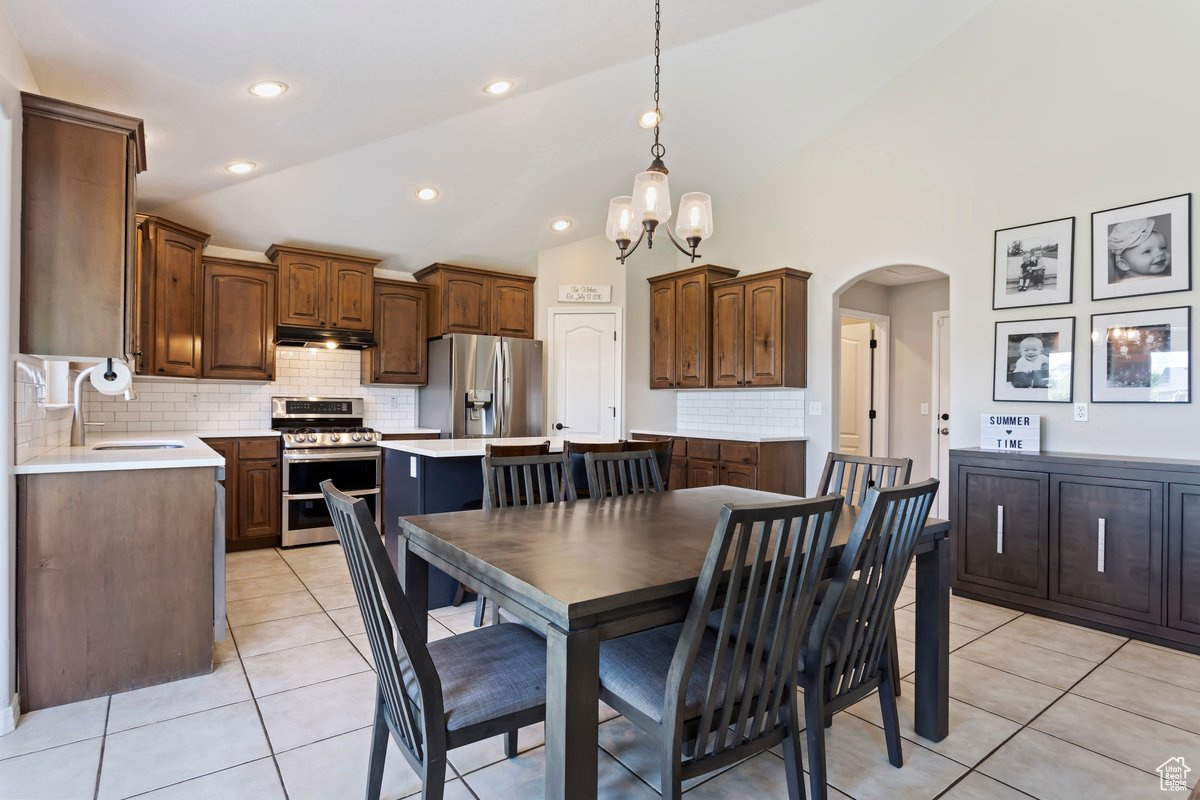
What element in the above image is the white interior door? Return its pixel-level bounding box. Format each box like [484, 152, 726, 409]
[549, 310, 620, 439]
[931, 311, 951, 518]
[839, 320, 872, 454]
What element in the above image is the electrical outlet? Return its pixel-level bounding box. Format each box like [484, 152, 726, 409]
[1073, 402, 1088, 422]
[389, 395, 400, 411]
[808, 401, 822, 416]
[920, 403, 930, 416]
[188, 392, 200, 411]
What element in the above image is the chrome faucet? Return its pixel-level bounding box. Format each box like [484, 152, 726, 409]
[71, 363, 137, 446]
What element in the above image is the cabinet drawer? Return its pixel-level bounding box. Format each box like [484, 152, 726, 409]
[956, 467, 1048, 598]
[1051, 475, 1163, 624]
[719, 442, 758, 465]
[688, 440, 720, 460]
[237, 438, 280, 460]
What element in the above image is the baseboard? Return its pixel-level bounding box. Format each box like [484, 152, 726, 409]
[0, 695, 19, 735]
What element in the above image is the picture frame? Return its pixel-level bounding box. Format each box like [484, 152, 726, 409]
[993, 317, 1075, 403]
[993, 217, 1074, 309]
[1092, 193, 1191, 300]
[1090, 306, 1190, 404]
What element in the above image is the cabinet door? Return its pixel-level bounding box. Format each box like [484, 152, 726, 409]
[687, 459, 719, 488]
[1168, 483, 1200, 634]
[328, 260, 373, 331]
[152, 228, 203, 377]
[744, 276, 783, 387]
[1051, 475, 1163, 623]
[365, 283, 428, 384]
[675, 274, 709, 388]
[278, 254, 327, 327]
[669, 456, 687, 490]
[720, 462, 758, 490]
[202, 262, 276, 380]
[237, 458, 280, 542]
[491, 278, 534, 338]
[442, 272, 491, 334]
[711, 284, 744, 387]
[956, 467, 1048, 597]
[648, 280, 676, 389]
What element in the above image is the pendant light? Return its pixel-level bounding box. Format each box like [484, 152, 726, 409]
[605, 0, 713, 264]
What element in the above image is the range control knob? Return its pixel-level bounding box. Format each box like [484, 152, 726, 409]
[330, 434, 340, 443]
[285, 434, 294, 443]
[351, 433, 362, 442]
[306, 434, 318, 443]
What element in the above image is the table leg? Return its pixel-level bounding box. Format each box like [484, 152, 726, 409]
[545, 624, 599, 800]
[400, 538, 429, 643]
[914, 536, 950, 741]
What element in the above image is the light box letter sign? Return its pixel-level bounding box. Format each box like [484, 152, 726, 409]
[979, 414, 1041, 453]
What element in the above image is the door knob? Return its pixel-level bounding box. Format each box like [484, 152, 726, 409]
[555, 423, 570, 430]
[940, 413, 950, 421]
[939, 427, 950, 435]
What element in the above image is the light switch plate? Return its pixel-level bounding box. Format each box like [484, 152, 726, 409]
[410, 456, 418, 478]
[920, 403, 930, 416]
[1073, 402, 1088, 422]
[808, 401, 822, 416]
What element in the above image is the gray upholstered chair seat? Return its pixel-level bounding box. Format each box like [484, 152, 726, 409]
[599, 623, 766, 725]
[405, 623, 547, 732]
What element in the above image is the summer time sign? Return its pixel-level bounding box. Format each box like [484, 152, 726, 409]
[980, 414, 1041, 453]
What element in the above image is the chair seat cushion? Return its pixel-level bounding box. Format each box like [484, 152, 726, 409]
[704, 598, 846, 674]
[408, 623, 547, 732]
[598, 623, 765, 725]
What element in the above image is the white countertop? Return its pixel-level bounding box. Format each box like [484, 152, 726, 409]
[629, 428, 808, 443]
[14, 432, 225, 475]
[378, 428, 441, 437]
[380, 436, 607, 458]
[195, 429, 281, 439]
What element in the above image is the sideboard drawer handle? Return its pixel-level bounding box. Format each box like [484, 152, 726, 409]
[1096, 517, 1106, 573]
[996, 505, 1004, 554]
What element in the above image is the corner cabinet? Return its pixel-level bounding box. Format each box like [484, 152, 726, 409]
[202, 258, 277, 381]
[133, 215, 211, 377]
[710, 269, 809, 388]
[646, 265, 740, 389]
[414, 263, 535, 339]
[267, 244, 379, 333]
[950, 448, 1200, 654]
[362, 280, 429, 385]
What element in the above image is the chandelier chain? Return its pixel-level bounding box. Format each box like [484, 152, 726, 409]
[651, 0, 664, 160]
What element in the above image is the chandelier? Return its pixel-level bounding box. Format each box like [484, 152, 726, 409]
[605, 0, 713, 264]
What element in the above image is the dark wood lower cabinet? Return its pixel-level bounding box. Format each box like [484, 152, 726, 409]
[687, 459, 719, 488]
[631, 434, 806, 496]
[719, 462, 757, 489]
[203, 436, 281, 551]
[951, 448, 1198, 654]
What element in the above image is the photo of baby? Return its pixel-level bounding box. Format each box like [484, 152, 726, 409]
[1092, 193, 1191, 301]
[993, 318, 1074, 403]
[993, 217, 1073, 309]
[1006, 333, 1057, 389]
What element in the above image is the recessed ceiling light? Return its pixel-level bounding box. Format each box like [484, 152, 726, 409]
[415, 185, 440, 201]
[638, 109, 662, 129]
[483, 79, 515, 96]
[550, 217, 573, 232]
[248, 81, 289, 98]
[225, 161, 257, 174]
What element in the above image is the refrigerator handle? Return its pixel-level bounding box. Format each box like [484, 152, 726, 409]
[502, 340, 514, 438]
[493, 338, 505, 437]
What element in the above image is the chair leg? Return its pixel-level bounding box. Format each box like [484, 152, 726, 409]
[365, 693, 389, 800]
[452, 582, 466, 608]
[473, 595, 486, 628]
[421, 754, 446, 800]
[878, 671, 905, 768]
[888, 627, 902, 697]
[783, 691, 807, 800]
[660, 744, 683, 800]
[803, 677, 829, 800]
[503, 729, 519, 758]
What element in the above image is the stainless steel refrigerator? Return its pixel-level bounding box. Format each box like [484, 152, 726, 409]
[419, 334, 544, 438]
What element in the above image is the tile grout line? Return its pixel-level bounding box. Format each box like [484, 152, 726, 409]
[92, 696, 111, 800]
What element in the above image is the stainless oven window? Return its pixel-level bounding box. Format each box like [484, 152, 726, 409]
[284, 454, 379, 494]
[286, 490, 378, 535]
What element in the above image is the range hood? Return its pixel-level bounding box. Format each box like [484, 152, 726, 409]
[275, 325, 376, 350]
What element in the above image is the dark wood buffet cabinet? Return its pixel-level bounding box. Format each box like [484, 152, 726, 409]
[950, 448, 1200, 653]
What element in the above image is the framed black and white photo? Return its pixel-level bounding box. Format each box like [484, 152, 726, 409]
[993, 217, 1074, 309]
[993, 317, 1075, 403]
[1092, 193, 1191, 300]
[1091, 306, 1190, 403]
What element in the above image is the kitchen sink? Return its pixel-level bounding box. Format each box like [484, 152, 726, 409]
[91, 440, 186, 451]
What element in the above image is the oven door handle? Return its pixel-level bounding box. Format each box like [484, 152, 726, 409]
[285, 488, 380, 502]
[282, 450, 382, 464]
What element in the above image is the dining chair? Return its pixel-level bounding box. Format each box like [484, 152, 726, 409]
[799, 478, 939, 800]
[563, 440, 626, 498]
[597, 494, 844, 800]
[624, 438, 675, 489]
[319, 481, 547, 800]
[583, 449, 664, 499]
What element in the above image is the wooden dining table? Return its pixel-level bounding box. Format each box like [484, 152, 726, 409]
[393, 486, 951, 800]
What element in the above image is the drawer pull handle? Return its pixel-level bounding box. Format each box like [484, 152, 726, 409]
[1096, 517, 1106, 573]
[996, 505, 1004, 554]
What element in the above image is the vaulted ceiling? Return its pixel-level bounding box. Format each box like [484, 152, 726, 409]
[8, 0, 991, 270]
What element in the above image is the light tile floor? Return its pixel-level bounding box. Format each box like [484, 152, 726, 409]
[3, 543, 1198, 799]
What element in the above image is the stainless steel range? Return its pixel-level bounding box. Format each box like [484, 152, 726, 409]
[272, 396, 381, 547]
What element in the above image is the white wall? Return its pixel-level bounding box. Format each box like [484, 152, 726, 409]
[888, 279, 949, 480]
[694, 0, 1200, 489]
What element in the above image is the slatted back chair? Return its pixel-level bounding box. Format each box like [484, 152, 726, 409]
[321, 481, 547, 800]
[584, 449, 664, 499]
[482, 448, 576, 509]
[563, 440, 626, 498]
[818, 452, 913, 508]
[799, 478, 939, 800]
[624, 438, 675, 489]
[597, 495, 844, 800]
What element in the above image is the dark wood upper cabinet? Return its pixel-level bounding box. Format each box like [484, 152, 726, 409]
[20, 93, 146, 360]
[647, 265, 738, 389]
[414, 264, 536, 339]
[135, 215, 211, 377]
[362, 280, 429, 385]
[710, 268, 809, 389]
[202, 258, 277, 381]
[267, 244, 379, 332]
[710, 283, 744, 388]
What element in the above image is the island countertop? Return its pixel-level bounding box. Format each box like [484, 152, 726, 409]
[380, 436, 609, 459]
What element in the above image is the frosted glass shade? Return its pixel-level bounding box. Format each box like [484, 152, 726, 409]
[631, 170, 671, 225]
[675, 192, 714, 241]
[605, 196, 637, 243]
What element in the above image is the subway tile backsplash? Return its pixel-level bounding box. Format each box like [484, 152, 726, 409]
[676, 389, 806, 437]
[14, 357, 73, 463]
[82, 347, 418, 434]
